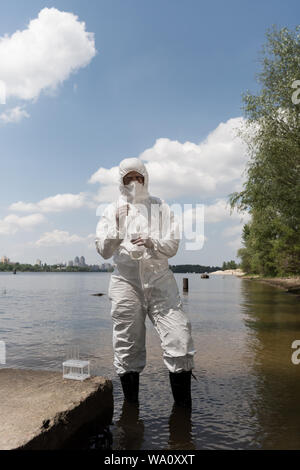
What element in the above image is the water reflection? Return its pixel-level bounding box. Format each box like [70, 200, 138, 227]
[240, 280, 300, 449]
[112, 400, 196, 451]
[1, 273, 300, 449]
[114, 401, 145, 450]
[168, 404, 195, 450]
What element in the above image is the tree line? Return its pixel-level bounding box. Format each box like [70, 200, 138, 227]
[0, 263, 105, 272]
[229, 25, 300, 277]
[222, 261, 238, 270]
[170, 265, 222, 273]
[1, 262, 238, 274]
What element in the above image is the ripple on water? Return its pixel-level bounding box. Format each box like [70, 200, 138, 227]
[1, 273, 300, 449]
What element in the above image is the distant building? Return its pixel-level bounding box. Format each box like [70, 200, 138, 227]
[36, 259, 42, 266]
[68, 260, 74, 267]
[72, 256, 87, 267]
[101, 263, 113, 272]
[1, 256, 10, 264]
[90, 264, 100, 272]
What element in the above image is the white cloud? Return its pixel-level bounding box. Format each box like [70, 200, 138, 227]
[9, 192, 93, 213]
[222, 222, 251, 250]
[0, 213, 46, 235]
[204, 199, 250, 224]
[86, 233, 97, 250]
[222, 224, 244, 238]
[227, 236, 244, 250]
[89, 117, 248, 202]
[0, 80, 6, 104]
[36, 230, 86, 246]
[88, 166, 120, 203]
[0, 7, 96, 102]
[0, 106, 30, 124]
[180, 200, 249, 252]
[180, 200, 250, 254]
[35, 230, 95, 247]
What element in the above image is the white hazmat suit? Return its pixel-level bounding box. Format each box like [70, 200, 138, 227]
[95, 158, 195, 377]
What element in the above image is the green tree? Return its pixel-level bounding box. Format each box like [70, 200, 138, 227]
[230, 25, 300, 276]
[222, 260, 237, 270]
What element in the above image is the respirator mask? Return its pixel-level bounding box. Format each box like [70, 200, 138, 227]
[123, 180, 149, 204]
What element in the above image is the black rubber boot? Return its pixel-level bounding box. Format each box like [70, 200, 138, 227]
[169, 371, 192, 408]
[120, 372, 139, 403]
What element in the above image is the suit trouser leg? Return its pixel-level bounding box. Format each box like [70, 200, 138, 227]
[148, 303, 195, 373]
[109, 276, 147, 376]
[146, 272, 195, 373]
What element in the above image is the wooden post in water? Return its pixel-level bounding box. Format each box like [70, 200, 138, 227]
[183, 278, 189, 292]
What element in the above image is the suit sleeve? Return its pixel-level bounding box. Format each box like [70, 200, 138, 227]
[148, 202, 180, 259]
[95, 204, 123, 260]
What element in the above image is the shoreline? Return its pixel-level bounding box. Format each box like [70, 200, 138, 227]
[241, 275, 300, 295]
[210, 269, 300, 295]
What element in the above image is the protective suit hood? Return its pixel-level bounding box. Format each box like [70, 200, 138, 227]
[119, 158, 149, 203]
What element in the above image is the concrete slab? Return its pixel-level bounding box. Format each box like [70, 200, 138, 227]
[0, 368, 113, 450]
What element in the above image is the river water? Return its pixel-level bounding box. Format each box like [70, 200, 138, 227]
[0, 272, 299, 450]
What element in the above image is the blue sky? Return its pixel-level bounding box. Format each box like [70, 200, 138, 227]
[0, 0, 299, 266]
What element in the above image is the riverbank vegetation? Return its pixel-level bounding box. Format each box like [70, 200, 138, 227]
[229, 26, 300, 277]
[0, 263, 223, 274]
[222, 260, 238, 270]
[0, 263, 107, 272]
[170, 265, 221, 273]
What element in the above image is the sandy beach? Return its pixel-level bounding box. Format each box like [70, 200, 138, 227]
[210, 269, 245, 276]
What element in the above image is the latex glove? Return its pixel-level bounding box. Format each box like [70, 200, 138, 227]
[130, 236, 154, 250]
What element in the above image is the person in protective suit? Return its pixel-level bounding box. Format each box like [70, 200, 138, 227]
[95, 158, 196, 407]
